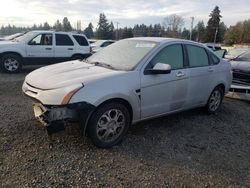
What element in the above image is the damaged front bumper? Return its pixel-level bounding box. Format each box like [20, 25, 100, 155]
[32, 102, 95, 127]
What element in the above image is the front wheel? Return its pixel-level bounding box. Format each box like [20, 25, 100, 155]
[86, 102, 130, 148]
[206, 86, 224, 114]
[0, 54, 22, 73]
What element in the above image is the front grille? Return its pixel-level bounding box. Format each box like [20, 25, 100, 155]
[232, 71, 250, 85]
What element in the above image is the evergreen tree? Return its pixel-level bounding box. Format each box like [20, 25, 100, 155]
[181, 28, 190, 40]
[121, 27, 133, 39]
[108, 21, 115, 39]
[62, 17, 72, 32]
[84, 23, 94, 39]
[43, 22, 50, 30]
[196, 21, 206, 42]
[96, 13, 112, 39]
[53, 20, 62, 31]
[204, 6, 222, 42]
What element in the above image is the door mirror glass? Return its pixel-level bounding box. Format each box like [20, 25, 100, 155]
[145, 63, 171, 75]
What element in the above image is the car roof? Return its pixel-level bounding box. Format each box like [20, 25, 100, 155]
[27, 30, 86, 36]
[125, 37, 203, 46]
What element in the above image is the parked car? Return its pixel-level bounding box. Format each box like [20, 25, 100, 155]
[88, 39, 97, 44]
[224, 48, 249, 60]
[0, 30, 91, 73]
[91, 40, 115, 53]
[22, 37, 232, 148]
[230, 49, 250, 85]
[204, 43, 222, 51]
[226, 48, 250, 100]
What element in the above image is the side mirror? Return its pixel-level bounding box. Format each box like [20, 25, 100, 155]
[145, 63, 171, 75]
[28, 41, 36, 45]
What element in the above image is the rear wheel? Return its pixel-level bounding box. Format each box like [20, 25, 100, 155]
[206, 86, 224, 114]
[71, 54, 84, 61]
[0, 54, 22, 73]
[87, 102, 130, 148]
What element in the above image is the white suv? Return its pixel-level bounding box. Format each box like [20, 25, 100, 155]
[0, 30, 91, 73]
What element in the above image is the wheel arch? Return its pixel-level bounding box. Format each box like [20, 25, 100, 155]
[0, 51, 24, 59]
[216, 83, 225, 94]
[96, 98, 134, 122]
[82, 97, 134, 136]
[71, 53, 89, 60]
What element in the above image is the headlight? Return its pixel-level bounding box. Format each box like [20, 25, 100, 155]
[61, 85, 84, 105]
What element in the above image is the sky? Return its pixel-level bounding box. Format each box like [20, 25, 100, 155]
[0, 0, 249, 30]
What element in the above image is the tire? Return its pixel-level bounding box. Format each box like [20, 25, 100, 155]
[87, 102, 131, 148]
[205, 86, 224, 114]
[0, 54, 22, 73]
[71, 55, 84, 61]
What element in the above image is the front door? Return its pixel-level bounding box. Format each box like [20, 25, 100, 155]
[140, 44, 189, 119]
[26, 33, 54, 64]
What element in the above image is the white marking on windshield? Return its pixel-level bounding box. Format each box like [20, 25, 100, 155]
[135, 43, 156, 48]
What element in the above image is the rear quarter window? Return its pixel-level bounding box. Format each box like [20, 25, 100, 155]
[73, 35, 89, 46]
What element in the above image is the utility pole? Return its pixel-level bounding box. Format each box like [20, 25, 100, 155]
[190, 17, 194, 40]
[116, 22, 119, 40]
[214, 27, 218, 44]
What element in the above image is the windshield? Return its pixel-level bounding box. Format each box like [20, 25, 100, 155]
[236, 51, 250, 62]
[87, 40, 158, 70]
[5, 33, 23, 40]
[226, 48, 249, 58]
[14, 32, 36, 42]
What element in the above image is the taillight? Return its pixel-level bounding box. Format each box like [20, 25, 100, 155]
[89, 46, 93, 54]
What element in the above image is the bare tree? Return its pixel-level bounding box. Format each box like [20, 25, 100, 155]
[163, 14, 184, 32]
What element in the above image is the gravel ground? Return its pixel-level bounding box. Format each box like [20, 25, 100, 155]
[0, 66, 250, 187]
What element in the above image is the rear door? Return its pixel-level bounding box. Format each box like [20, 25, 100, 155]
[140, 43, 189, 118]
[185, 44, 215, 107]
[54, 34, 75, 59]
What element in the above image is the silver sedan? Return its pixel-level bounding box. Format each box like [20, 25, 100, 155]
[23, 37, 232, 148]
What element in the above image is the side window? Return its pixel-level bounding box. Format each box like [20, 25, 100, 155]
[73, 35, 88, 46]
[186, 45, 209, 67]
[56, 34, 74, 46]
[43, 34, 52, 45]
[149, 44, 184, 69]
[102, 41, 113, 47]
[210, 52, 221, 65]
[30, 34, 42, 45]
[211, 53, 220, 64]
[29, 34, 52, 45]
[237, 51, 250, 62]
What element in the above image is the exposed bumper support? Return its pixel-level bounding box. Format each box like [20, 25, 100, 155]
[226, 84, 250, 101]
[33, 102, 96, 126]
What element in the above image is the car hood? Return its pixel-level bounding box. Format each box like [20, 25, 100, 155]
[25, 60, 125, 90]
[0, 40, 20, 45]
[231, 60, 250, 72]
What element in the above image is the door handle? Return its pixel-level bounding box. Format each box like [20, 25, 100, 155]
[208, 67, 214, 72]
[45, 48, 52, 50]
[68, 48, 73, 50]
[176, 71, 185, 77]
